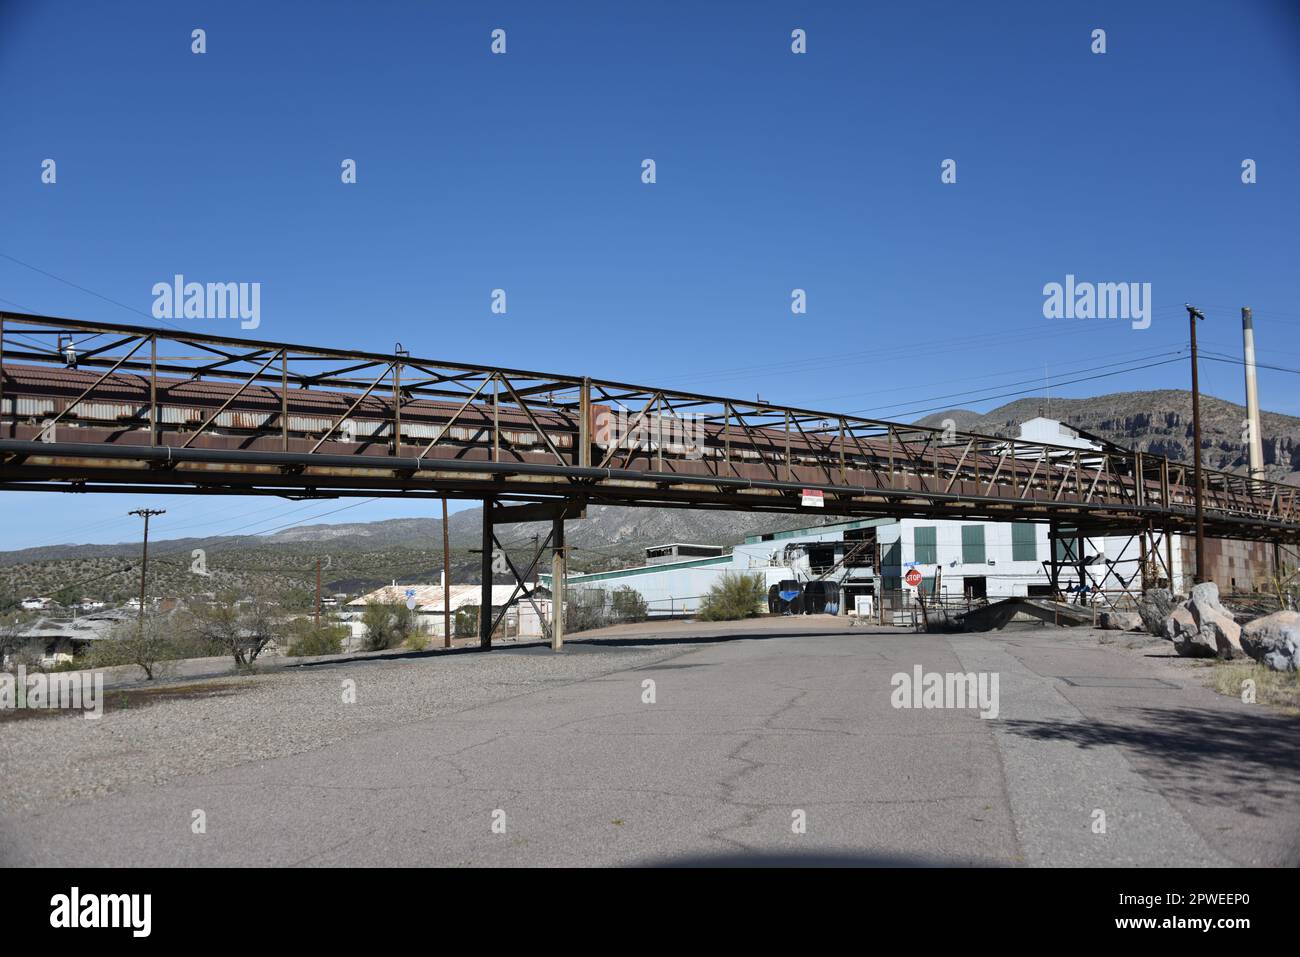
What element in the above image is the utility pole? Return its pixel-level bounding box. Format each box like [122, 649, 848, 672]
[441, 497, 451, 648]
[315, 558, 322, 628]
[1186, 304, 1207, 583]
[128, 508, 165, 624]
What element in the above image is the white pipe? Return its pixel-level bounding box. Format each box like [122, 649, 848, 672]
[1242, 307, 1265, 480]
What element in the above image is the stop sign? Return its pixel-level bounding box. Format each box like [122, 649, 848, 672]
[904, 568, 922, 587]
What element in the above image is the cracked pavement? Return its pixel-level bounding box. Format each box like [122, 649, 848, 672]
[2, 619, 1297, 866]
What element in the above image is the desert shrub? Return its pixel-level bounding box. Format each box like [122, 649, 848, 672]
[611, 586, 648, 623]
[454, 606, 478, 638]
[698, 573, 766, 622]
[90, 616, 177, 680]
[563, 602, 608, 634]
[284, 619, 347, 657]
[361, 601, 414, 651]
[185, 591, 283, 669]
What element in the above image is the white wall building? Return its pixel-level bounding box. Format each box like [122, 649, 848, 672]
[541, 415, 1192, 615]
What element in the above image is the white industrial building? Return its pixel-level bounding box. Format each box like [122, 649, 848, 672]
[542, 418, 1188, 618]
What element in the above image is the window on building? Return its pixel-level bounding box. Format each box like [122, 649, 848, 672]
[1053, 528, 1079, 565]
[1012, 523, 1037, 562]
[914, 526, 937, 565]
[961, 525, 986, 564]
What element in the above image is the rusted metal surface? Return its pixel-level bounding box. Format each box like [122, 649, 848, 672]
[1, 310, 1297, 543]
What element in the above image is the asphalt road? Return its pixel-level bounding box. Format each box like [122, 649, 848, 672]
[3, 620, 1297, 866]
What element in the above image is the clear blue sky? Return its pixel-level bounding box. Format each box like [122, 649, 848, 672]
[1, 0, 1297, 551]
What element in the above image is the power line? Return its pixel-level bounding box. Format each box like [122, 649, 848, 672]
[854, 355, 1190, 421]
[0, 251, 183, 331]
[844, 350, 1187, 417]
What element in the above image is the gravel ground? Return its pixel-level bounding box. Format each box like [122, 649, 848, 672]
[0, 642, 688, 814]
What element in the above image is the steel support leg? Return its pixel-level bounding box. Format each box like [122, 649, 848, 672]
[480, 497, 494, 649]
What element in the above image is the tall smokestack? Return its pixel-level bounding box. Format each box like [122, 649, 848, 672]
[1242, 307, 1265, 481]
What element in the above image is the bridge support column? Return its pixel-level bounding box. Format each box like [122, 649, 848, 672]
[551, 513, 566, 651]
[1048, 521, 1061, 596]
[480, 497, 494, 649]
[1076, 528, 1087, 601]
[1139, 524, 1151, 592]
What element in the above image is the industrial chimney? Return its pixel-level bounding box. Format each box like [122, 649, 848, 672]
[1242, 307, 1265, 481]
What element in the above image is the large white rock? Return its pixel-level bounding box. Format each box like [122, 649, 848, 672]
[1240, 610, 1300, 673]
[1189, 597, 1242, 658]
[1189, 581, 1222, 607]
[1162, 582, 1241, 658]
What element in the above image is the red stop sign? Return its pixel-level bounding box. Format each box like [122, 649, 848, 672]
[904, 568, 922, 587]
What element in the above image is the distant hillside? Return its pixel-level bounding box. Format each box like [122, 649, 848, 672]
[0, 505, 828, 609]
[916, 389, 1300, 484]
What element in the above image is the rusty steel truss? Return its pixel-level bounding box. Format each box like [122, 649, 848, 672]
[1, 310, 1298, 545]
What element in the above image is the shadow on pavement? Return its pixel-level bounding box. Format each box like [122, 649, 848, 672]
[1001, 706, 1300, 826]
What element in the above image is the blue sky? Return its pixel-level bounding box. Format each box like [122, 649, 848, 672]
[1, 0, 1298, 550]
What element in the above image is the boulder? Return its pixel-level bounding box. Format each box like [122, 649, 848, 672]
[1240, 610, 1300, 673]
[1138, 588, 1175, 636]
[1099, 611, 1142, 631]
[1161, 583, 1242, 658]
[1189, 581, 1222, 607]
[1164, 605, 1216, 656]
[1189, 599, 1243, 658]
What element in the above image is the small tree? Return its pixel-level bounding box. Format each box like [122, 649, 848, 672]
[698, 573, 766, 622]
[611, 586, 649, 623]
[92, 615, 175, 680]
[188, 591, 281, 669]
[361, 601, 414, 651]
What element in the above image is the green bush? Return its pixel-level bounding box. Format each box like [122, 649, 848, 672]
[611, 586, 648, 623]
[698, 573, 766, 622]
[454, 606, 478, 638]
[284, 619, 347, 657]
[361, 601, 414, 651]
